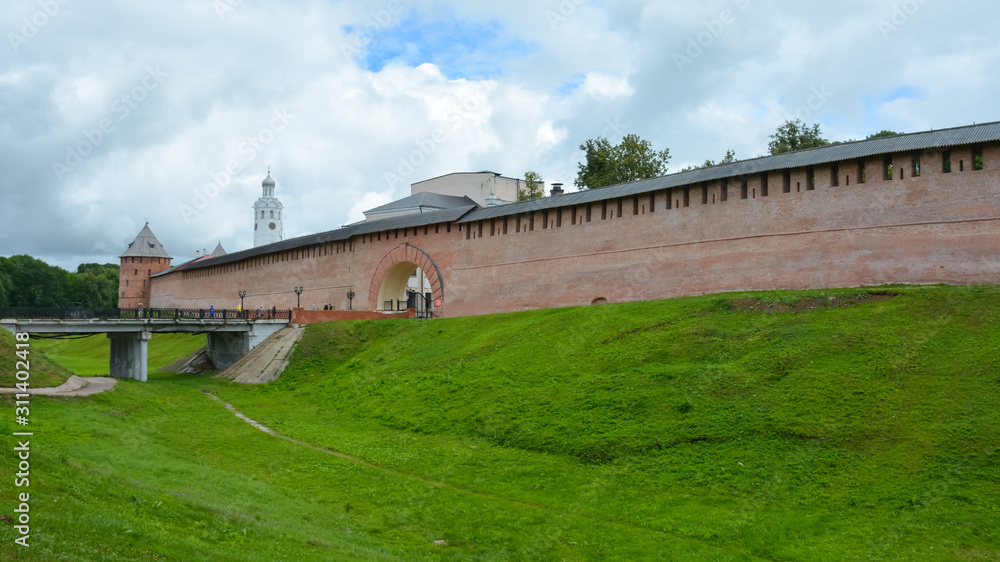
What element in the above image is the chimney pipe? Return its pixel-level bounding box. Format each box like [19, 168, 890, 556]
[550, 182, 564, 196]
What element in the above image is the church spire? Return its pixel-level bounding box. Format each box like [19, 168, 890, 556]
[254, 170, 283, 247]
[262, 168, 276, 197]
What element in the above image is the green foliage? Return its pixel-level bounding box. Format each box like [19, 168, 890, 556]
[0, 256, 119, 308]
[3, 285, 1000, 560]
[575, 134, 670, 189]
[0, 254, 69, 306]
[682, 148, 738, 171]
[768, 119, 830, 155]
[517, 171, 544, 201]
[867, 129, 902, 139]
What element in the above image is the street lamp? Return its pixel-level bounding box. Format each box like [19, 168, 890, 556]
[346, 290, 355, 310]
[293, 286, 303, 308]
[238, 290, 246, 314]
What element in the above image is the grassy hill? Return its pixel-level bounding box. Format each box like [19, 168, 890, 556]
[1, 285, 998, 560]
[0, 331, 205, 387]
[0, 329, 74, 388]
[31, 333, 206, 377]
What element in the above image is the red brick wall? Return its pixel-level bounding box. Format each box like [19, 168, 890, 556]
[147, 144, 1000, 318]
[119, 256, 172, 308]
[291, 308, 417, 324]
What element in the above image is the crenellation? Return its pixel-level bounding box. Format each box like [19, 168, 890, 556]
[139, 125, 1000, 318]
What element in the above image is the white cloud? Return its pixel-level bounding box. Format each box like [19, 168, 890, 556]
[536, 121, 566, 148]
[346, 191, 396, 225]
[578, 73, 633, 100]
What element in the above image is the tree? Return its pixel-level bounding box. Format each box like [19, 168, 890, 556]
[73, 263, 120, 307]
[575, 137, 616, 189]
[517, 171, 544, 202]
[768, 119, 830, 155]
[0, 257, 119, 308]
[714, 148, 737, 166]
[867, 130, 902, 139]
[682, 149, 738, 171]
[575, 134, 670, 189]
[0, 270, 10, 307]
[0, 255, 68, 307]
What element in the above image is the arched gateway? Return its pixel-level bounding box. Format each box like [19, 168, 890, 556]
[369, 243, 444, 313]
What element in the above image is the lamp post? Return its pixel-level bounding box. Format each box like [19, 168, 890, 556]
[238, 290, 246, 316]
[346, 290, 355, 310]
[293, 286, 303, 308]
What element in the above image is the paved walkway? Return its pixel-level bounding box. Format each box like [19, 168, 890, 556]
[0, 375, 117, 397]
[217, 326, 304, 384]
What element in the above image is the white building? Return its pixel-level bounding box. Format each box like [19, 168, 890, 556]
[253, 171, 284, 247]
[410, 171, 535, 206]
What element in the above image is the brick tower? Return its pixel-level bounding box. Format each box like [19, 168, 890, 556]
[119, 222, 172, 308]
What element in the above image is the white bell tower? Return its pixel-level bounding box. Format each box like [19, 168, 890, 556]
[253, 168, 284, 247]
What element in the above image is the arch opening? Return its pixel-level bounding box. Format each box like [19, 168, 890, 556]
[369, 243, 444, 315]
[376, 262, 432, 312]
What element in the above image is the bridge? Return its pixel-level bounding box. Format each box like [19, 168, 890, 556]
[1, 307, 291, 382]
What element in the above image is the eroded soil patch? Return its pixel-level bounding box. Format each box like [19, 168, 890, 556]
[728, 291, 898, 314]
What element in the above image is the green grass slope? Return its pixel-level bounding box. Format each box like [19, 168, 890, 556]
[0, 329, 74, 388]
[31, 333, 207, 377]
[1, 285, 998, 560]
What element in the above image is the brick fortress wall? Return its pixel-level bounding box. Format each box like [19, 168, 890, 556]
[120, 256, 172, 308]
[147, 143, 1000, 318]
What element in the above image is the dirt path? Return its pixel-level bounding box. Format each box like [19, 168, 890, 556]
[200, 390, 779, 561]
[0, 375, 117, 397]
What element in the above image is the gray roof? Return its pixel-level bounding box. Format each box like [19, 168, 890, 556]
[459, 120, 1000, 223]
[211, 242, 226, 256]
[364, 192, 477, 215]
[120, 223, 172, 259]
[182, 205, 477, 271]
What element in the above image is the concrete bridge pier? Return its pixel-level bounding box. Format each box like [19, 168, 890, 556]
[108, 331, 152, 381]
[207, 331, 250, 369]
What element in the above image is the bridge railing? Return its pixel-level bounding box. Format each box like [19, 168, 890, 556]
[0, 307, 292, 321]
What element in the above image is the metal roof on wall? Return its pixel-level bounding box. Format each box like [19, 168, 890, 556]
[364, 192, 477, 215]
[459, 121, 1000, 223]
[175, 120, 999, 271]
[180, 206, 476, 271]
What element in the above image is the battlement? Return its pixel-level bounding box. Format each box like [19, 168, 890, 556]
[137, 122, 1000, 318]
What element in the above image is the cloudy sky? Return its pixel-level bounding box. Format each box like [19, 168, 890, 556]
[2, 0, 998, 270]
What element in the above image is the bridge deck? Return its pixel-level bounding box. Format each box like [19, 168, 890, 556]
[3, 318, 290, 334]
[1, 308, 291, 382]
